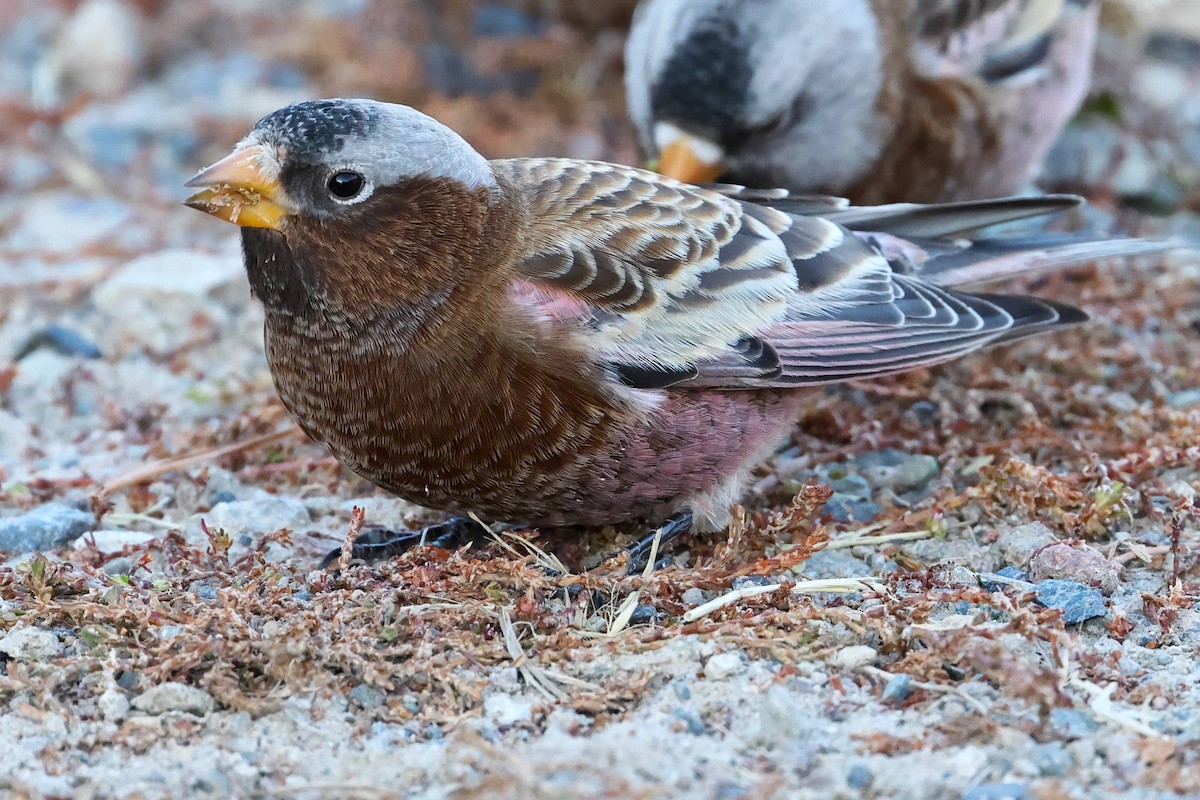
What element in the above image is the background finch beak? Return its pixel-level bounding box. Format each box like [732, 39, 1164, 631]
[658, 137, 725, 184]
[183, 145, 288, 229]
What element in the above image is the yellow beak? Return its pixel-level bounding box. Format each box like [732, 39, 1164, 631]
[658, 137, 725, 185]
[184, 145, 288, 230]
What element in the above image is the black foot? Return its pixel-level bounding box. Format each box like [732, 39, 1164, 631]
[319, 516, 488, 569]
[618, 510, 694, 575]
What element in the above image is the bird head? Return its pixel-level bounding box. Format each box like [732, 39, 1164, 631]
[625, 0, 884, 190]
[185, 99, 497, 232]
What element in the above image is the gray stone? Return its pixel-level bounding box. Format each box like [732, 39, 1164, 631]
[853, 449, 941, 493]
[681, 588, 706, 606]
[964, 783, 1026, 800]
[1049, 708, 1100, 739]
[484, 693, 532, 727]
[347, 684, 385, 710]
[825, 494, 882, 524]
[8, 194, 131, 253]
[846, 765, 874, 790]
[1031, 742, 1073, 777]
[1034, 580, 1107, 624]
[996, 522, 1058, 568]
[131, 682, 214, 716]
[756, 685, 803, 742]
[0, 627, 63, 661]
[0, 503, 93, 553]
[73, 530, 157, 554]
[881, 674, 914, 705]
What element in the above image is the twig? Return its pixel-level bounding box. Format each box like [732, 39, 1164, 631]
[339, 506, 365, 574]
[101, 427, 301, 495]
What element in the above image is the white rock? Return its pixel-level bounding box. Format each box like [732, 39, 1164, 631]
[92, 249, 247, 355]
[34, 0, 143, 106]
[74, 530, 158, 554]
[8, 194, 131, 253]
[704, 652, 744, 680]
[483, 693, 532, 727]
[186, 496, 311, 560]
[830, 646, 878, 670]
[0, 627, 63, 661]
[131, 682, 214, 716]
[0, 410, 33, 469]
[97, 687, 131, 721]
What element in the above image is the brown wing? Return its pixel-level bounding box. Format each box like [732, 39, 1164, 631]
[495, 158, 1086, 391]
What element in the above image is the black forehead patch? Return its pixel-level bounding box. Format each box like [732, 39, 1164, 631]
[253, 100, 380, 162]
[650, 14, 754, 147]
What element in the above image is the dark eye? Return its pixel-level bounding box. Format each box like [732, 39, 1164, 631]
[327, 170, 366, 200]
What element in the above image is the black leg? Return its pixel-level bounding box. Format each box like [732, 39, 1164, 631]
[619, 510, 694, 575]
[318, 516, 488, 569]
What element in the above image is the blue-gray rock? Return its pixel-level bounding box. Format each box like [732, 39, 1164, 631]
[1031, 742, 1073, 777]
[1049, 708, 1100, 739]
[846, 765, 874, 790]
[881, 674, 914, 705]
[964, 783, 1026, 800]
[672, 707, 707, 735]
[1167, 388, 1200, 408]
[15, 324, 102, 361]
[473, 5, 543, 37]
[979, 567, 1030, 592]
[825, 494, 882, 523]
[853, 449, 941, 493]
[732, 575, 777, 590]
[827, 473, 872, 499]
[0, 503, 93, 553]
[629, 604, 659, 625]
[1033, 580, 1107, 624]
[348, 683, 385, 710]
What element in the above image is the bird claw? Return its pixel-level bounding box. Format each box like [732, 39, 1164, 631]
[318, 516, 487, 569]
[617, 510, 694, 575]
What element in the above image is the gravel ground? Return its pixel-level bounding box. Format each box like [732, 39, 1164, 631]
[1, 2, 1199, 798]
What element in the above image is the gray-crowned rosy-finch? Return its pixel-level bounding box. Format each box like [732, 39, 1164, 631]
[185, 98, 1163, 565]
[625, 0, 1098, 203]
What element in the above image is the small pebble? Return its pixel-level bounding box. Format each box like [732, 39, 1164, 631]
[881, 674, 914, 705]
[131, 682, 214, 716]
[629, 604, 660, 625]
[1033, 580, 1108, 624]
[681, 587, 706, 606]
[348, 683, 385, 710]
[846, 764, 874, 790]
[830, 645, 877, 670]
[671, 707, 707, 735]
[484, 693, 532, 727]
[97, 687, 130, 721]
[731, 575, 777, 589]
[705, 652, 744, 679]
[1049, 708, 1100, 739]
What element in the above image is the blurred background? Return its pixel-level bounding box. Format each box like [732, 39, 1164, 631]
[0, 0, 1198, 494]
[0, 0, 1198, 212]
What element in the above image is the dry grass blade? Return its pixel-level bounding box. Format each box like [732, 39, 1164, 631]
[489, 525, 569, 575]
[682, 576, 888, 623]
[826, 530, 933, 550]
[101, 427, 301, 495]
[499, 607, 598, 702]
